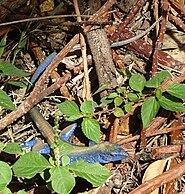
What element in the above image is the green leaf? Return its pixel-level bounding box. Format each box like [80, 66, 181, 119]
[155, 88, 162, 100]
[124, 102, 134, 112]
[80, 100, 96, 115]
[50, 166, 75, 194]
[159, 96, 185, 112]
[17, 190, 27, 194]
[93, 82, 110, 95]
[0, 142, 5, 151]
[129, 74, 146, 92]
[55, 141, 73, 157]
[82, 118, 100, 143]
[0, 89, 15, 110]
[13, 152, 52, 179]
[127, 93, 138, 101]
[0, 61, 28, 77]
[8, 80, 28, 88]
[100, 97, 113, 106]
[113, 107, 124, 117]
[107, 92, 119, 99]
[68, 160, 110, 187]
[0, 33, 7, 58]
[0, 161, 12, 191]
[58, 101, 83, 120]
[114, 96, 123, 106]
[166, 83, 185, 99]
[61, 155, 71, 167]
[145, 71, 171, 88]
[116, 87, 126, 94]
[3, 142, 22, 154]
[0, 187, 12, 194]
[141, 97, 160, 128]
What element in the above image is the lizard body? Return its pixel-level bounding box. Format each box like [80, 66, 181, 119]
[26, 53, 128, 165]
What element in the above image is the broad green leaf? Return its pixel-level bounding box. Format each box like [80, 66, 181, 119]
[0, 61, 28, 77]
[141, 97, 160, 128]
[68, 160, 110, 187]
[80, 100, 97, 115]
[0, 89, 15, 110]
[13, 152, 52, 179]
[113, 107, 124, 117]
[124, 102, 134, 112]
[58, 101, 83, 120]
[82, 118, 100, 143]
[0, 33, 7, 58]
[93, 82, 110, 95]
[127, 93, 138, 101]
[114, 96, 123, 106]
[0, 161, 12, 191]
[107, 92, 119, 99]
[166, 83, 185, 99]
[50, 166, 75, 194]
[3, 142, 22, 154]
[145, 71, 171, 88]
[0, 187, 12, 194]
[129, 74, 146, 92]
[159, 96, 185, 112]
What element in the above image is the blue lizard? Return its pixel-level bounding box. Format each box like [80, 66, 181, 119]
[24, 52, 129, 165]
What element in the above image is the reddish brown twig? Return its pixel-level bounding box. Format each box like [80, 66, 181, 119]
[168, 13, 185, 32]
[109, 27, 185, 70]
[152, 0, 169, 75]
[129, 159, 185, 194]
[120, 0, 147, 28]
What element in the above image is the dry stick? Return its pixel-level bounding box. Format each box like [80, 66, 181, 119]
[152, 0, 169, 75]
[0, 0, 116, 131]
[168, 13, 185, 32]
[73, 0, 91, 100]
[0, 15, 92, 26]
[118, 125, 185, 145]
[121, 0, 147, 28]
[129, 160, 185, 194]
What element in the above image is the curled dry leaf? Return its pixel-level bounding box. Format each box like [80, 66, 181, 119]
[142, 159, 169, 194]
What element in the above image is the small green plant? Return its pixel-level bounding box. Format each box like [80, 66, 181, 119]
[0, 33, 29, 111]
[0, 136, 110, 194]
[95, 71, 185, 128]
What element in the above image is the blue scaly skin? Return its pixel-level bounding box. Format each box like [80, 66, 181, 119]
[26, 53, 129, 165]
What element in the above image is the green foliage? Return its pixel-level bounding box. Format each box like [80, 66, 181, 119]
[11, 145, 110, 194]
[166, 83, 185, 99]
[0, 33, 7, 58]
[141, 97, 160, 128]
[0, 61, 28, 77]
[0, 161, 12, 192]
[58, 100, 100, 142]
[68, 160, 110, 187]
[50, 166, 75, 194]
[159, 95, 185, 112]
[13, 152, 52, 179]
[0, 89, 15, 110]
[3, 142, 22, 154]
[145, 71, 171, 88]
[82, 118, 100, 143]
[129, 73, 146, 92]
